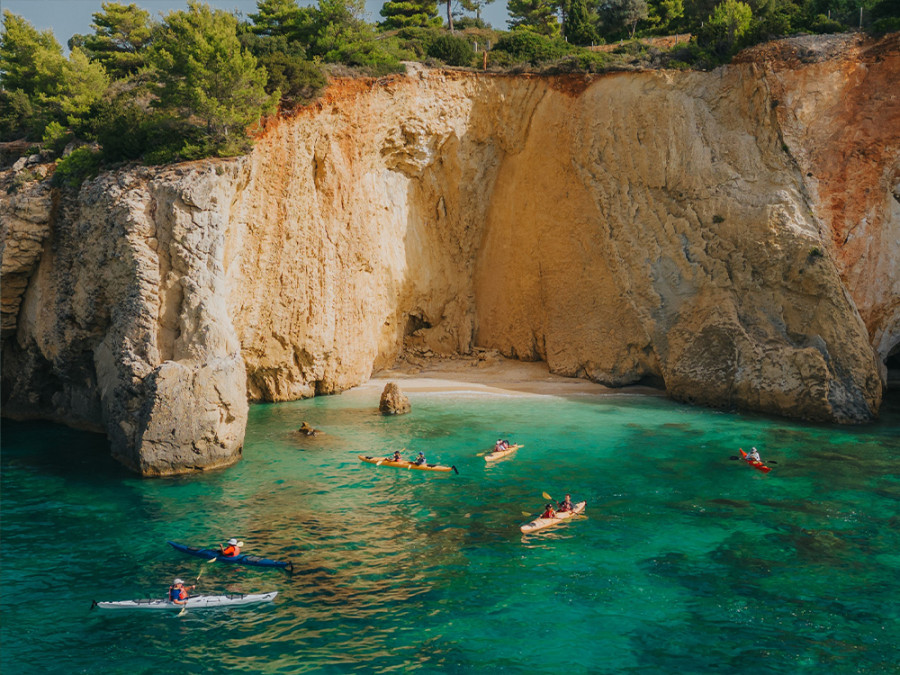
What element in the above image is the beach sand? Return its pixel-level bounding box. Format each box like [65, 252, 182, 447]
[358, 352, 665, 398]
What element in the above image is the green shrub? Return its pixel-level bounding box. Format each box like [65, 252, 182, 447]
[41, 121, 73, 156]
[870, 16, 900, 33]
[809, 15, 846, 34]
[257, 52, 327, 109]
[395, 26, 443, 57]
[490, 30, 573, 65]
[52, 147, 101, 188]
[427, 33, 476, 66]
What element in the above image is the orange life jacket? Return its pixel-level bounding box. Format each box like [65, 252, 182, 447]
[222, 545, 239, 557]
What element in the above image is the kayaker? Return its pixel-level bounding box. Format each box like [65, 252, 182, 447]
[558, 494, 574, 512]
[541, 503, 557, 519]
[391, 450, 402, 462]
[414, 451, 426, 466]
[746, 447, 762, 463]
[169, 578, 195, 606]
[494, 439, 507, 452]
[220, 538, 243, 557]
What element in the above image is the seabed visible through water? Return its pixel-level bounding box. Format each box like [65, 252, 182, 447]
[2, 376, 899, 674]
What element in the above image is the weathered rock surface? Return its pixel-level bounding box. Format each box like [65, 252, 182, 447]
[379, 382, 411, 415]
[2, 35, 897, 474]
[1, 165, 248, 475]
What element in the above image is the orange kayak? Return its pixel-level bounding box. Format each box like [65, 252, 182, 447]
[359, 455, 458, 474]
[739, 449, 772, 473]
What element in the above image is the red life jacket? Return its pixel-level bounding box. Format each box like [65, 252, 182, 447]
[222, 545, 239, 557]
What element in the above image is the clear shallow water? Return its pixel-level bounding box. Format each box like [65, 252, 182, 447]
[2, 388, 900, 674]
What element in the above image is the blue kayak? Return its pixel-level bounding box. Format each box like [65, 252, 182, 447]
[167, 541, 293, 572]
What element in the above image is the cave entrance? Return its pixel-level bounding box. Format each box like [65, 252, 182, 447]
[886, 342, 900, 390]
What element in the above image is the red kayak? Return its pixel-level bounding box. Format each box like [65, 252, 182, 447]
[739, 448, 772, 473]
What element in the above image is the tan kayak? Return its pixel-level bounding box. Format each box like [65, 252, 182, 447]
[520, 501, 586, 534]
[358, 455, 458, 474]
[484, 444, 524, 462]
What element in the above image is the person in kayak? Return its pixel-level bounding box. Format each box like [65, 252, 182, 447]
[746, 447, 762, 463]
[557, 494, 574, 512]
[494, 439, 508, 452]
[541, 503, 557, 519]
[220, 538, 243, 557]
[391, 450, 403, 462]
[414, 451, 426, 466]
[169, 578, 195, 605]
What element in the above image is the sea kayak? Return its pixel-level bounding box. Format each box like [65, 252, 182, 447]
[167, 541, 293, 572]
[484, 444, 523, 462]
[520, 501, 587, 534]
[739, 449, 772, 473]
[92, 591, 277, 610]
[359, 455, 458, 473]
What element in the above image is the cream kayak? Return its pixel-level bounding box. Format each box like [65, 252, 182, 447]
[520, 501, 586, 534]
[484, 444, 523, 462]
[359, 455, 458, 474]
[92, 591, 278, 610]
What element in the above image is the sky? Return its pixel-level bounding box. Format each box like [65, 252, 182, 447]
[3, 0, 512, 47]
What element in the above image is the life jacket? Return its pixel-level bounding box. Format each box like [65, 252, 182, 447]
[541, 509, 555, 519]
[169, 586, 188, 602]
[222, 545, 239, 557]
[559, 501, 572, 512]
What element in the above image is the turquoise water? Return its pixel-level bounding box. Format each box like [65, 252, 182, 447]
[2, 388, 900, 674]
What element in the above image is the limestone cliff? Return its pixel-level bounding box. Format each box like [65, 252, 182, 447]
[2, 34, 897, 475]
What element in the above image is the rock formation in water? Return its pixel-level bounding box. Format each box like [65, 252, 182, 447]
[2, 34, 897, 475]
[379, 382, 411, 415]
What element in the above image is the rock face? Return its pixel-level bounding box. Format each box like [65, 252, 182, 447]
[1, 165, 248, 475]
[379, 382, 411, 415]
[2, 34, 897, 474]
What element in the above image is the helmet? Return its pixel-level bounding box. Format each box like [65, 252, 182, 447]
[418, 452, 424, 456]
[227, 538, 239, 545]
[174, 578, 184, 585]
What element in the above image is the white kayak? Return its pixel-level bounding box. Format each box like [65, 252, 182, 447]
[484, 444, 523, 462]
[92, 591, 277, 610]
[520, 502, 586, 534]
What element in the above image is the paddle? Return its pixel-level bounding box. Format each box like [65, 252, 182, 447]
[176, 566, 206, 616]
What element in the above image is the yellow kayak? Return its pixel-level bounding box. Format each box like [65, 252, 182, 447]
[358, 455, 458, 474]
[484, 444, 524, 462]
[520, 501, 586, 534]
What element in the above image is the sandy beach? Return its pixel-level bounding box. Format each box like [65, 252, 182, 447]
[359, 352, 665, 398]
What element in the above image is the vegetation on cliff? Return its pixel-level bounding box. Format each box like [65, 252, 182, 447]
[1, 0, 898, 170]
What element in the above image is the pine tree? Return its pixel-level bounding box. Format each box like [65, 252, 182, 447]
[379, 0, 441, 29]
[508, 0, 561, 36]
[75, 2, 153, 79]
[150, 2, 275, 149]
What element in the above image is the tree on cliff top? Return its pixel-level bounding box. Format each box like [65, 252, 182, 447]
[68, 2, 154, 79]
[507, 0, 561, 36]
[150, 1, 276, 154]
[379, 0, 442, 29]
[0, 10, 108, 140]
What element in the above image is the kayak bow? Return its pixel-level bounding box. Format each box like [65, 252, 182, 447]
[520, 501, 586, 534]
[167, 541, 293, 572]
[92, 591, 278, 610]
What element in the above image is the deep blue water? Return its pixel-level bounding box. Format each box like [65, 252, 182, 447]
[2, 387, 899, 673]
